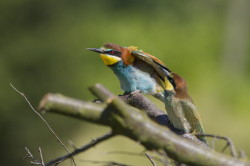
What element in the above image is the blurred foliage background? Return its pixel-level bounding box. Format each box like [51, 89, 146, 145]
[1, 0, 250, 165]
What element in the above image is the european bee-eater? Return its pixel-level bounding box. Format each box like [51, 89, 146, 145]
[87, 43, 166, 101]
[88, 43, 206, 143]
[156, 62, 206, 143]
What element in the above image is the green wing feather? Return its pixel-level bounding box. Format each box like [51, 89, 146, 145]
[131, 51, 169, 86]
[165, 98, 191, 133]
[179, 100, 207, 143]
[179, 100, 205, 134]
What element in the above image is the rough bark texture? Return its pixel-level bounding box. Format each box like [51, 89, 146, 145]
[39, 84, 250, 166]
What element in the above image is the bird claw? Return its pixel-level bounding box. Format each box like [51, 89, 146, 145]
[122, 90, 141, 100]
[129, 90, 141, 96]
[190, 129, 198, 135]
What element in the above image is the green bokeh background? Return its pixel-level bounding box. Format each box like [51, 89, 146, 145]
[1, 0, 250, 165]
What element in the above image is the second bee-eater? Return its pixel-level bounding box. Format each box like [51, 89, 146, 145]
[156, 62, 206, 143]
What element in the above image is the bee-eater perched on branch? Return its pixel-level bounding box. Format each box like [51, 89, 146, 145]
[87, 43, 166, 101]
[88, 43, 206, 143]
[155, 62, 206, 143]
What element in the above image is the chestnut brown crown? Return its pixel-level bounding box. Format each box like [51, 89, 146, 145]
[171, 73, 193, 102]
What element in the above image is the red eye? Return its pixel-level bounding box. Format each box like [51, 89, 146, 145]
[110, 51, 115, 54]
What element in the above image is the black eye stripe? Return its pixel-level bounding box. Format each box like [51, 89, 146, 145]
[167, 76, 176, 89]
[104, 50, 121, 57]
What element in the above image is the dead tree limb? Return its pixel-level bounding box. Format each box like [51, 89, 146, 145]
[38, 84, 250, 166]
[196, 133, 237, 157]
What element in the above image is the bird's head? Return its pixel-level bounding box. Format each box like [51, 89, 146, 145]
[87, 43, 138, 66]
[87, 47, 122, 66]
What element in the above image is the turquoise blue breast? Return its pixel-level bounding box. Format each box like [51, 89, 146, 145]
[109, 61, 156, 94]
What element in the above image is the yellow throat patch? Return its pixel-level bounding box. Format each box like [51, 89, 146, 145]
[164, 78, 174, 91]
[100, 54, 121, 66]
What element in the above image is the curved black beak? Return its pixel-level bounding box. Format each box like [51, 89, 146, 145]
[86, 48, 104, 53]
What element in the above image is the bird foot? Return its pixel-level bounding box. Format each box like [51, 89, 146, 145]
[129, 90, 141, 96]
[122, 90, 141, 96]
[190, 129, 199, 136]
[122, 90, 141, 100]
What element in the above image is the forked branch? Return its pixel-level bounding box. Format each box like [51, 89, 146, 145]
[38, 84, 249, 166]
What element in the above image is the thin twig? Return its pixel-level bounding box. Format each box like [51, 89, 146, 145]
[10, 83, 76, 166]
[106, 151, 162, 162]
[211, 136, 216, 150]
[145, 153, 157, 166]
[23, 147, 44, 165]
[23, 147, 34, 160]
[239, 149, 247, 159]
[157, 150, 171, 166]
[80, 160, 133, 166]
[45, 130, 114, 166]
[68, 140, 77, 150]
[196, 133, 237, 157]
[38, 147, 45, 166]
[38, 85, 250, 165]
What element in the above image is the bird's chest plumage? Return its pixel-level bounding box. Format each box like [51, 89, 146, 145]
[109, 62, 157, 93]
[164, 92, 176, 115]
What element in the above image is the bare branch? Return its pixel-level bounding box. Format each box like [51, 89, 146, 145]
[23, 147, 34, 160]
[119, 92, 171, 127]
[39, 84, 250, 166]
[158, 151, 172, 166]
[10, 83, 76, 166]
[106, 151, 162, 163]
[239, 150, 247, 159]
[93, 92, 179, 132]
[68, 140, 77, 150]
[39, 93, 105, 124]
[89, 84, 204, 145]
[196, 133, 237, 157]
[39, 89, 202, 146]
[145, 153, 157, 166]
[23, 147, 45, 166]
[38, 147, 45, 166]
[80, 160, 133, 166]
[45, 131, 114, 166]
